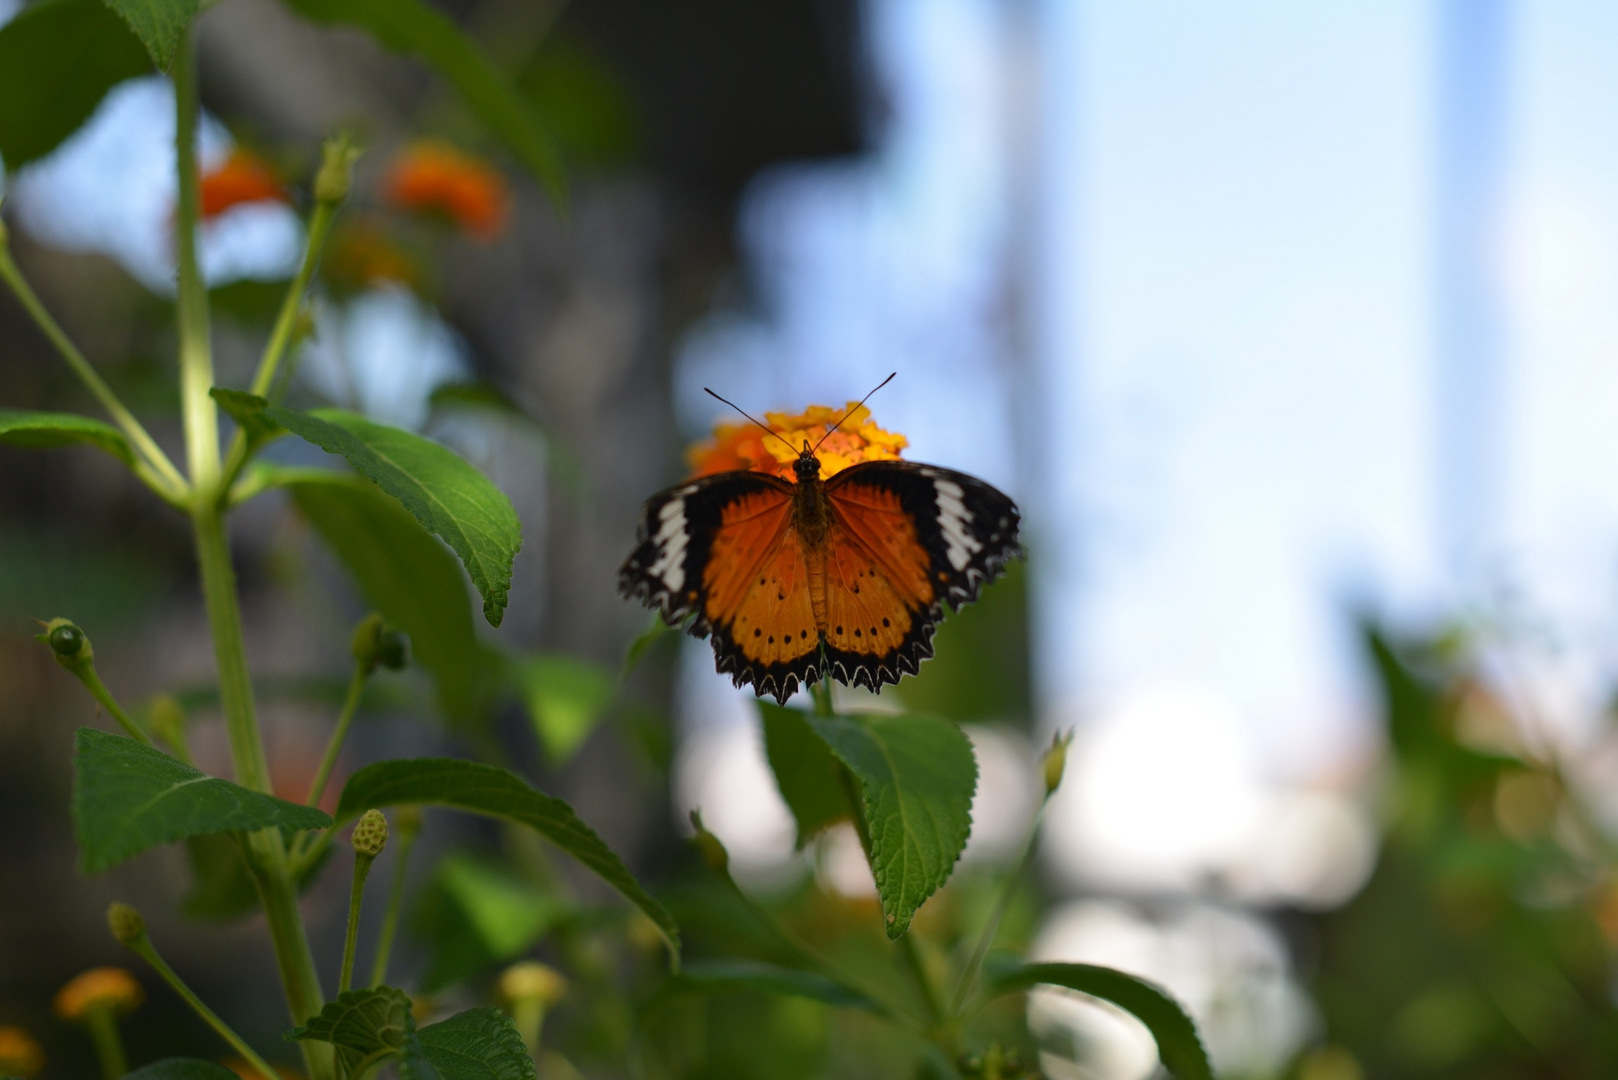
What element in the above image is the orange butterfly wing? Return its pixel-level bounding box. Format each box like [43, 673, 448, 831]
[619, 471, 822, 701]
[822, 461, 1021, 691]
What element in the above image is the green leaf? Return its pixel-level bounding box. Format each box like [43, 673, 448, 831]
[264, 403, 521, 628]
[211, 387, 284, 452]
[0, 409, 134, 465]
[433, 853, 565, 957]
[123, 1060, 243, 1080]
[288, 986, 431, 1077]
[515, 653, 614, 763]
[673, 959, 888, 1014]
[982, 957, 1213, 1080]
[417, 1007, 537, 1080]
[804, 712, 976, 939]
[101, 0, 197, 69]
[0, 0, 150, 170]
[73, 728, 332, 873]
[278, 0, 566, 205]
[336, 757, 680, 965]
[287, 473, 499, 723]
[758, 702, 851, 848]
[623, 615, 675, 674]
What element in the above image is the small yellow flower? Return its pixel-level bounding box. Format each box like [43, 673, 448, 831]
[687, 401, 908, 480]
[0, 1026, 45, 1077]
[53, 967, 143, 1020]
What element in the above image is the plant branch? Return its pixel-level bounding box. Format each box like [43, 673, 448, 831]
[0, 238, 187, 502]
[172, 31, 219, 491]
[307, 660, 368, 808]
[369, 809, 420, 988]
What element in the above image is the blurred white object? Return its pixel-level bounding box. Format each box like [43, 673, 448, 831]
[1030, 900, 1316, 1079]
[961, 724, 1038, 865]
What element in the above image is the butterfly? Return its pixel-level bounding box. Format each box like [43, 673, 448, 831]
[619, 383, 1022, 703]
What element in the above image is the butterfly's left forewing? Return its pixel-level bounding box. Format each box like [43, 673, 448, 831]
[619, 470, 820, 702]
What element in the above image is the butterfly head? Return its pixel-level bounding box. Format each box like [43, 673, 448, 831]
[793, 443, 821, 484]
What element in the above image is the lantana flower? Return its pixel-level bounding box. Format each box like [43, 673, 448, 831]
[53, 967, 143, 1020]
[198, 149, 288, 220]
[687, 401, 908, 480]
[380, 140, 510, 240]
[0, 1026, 44, 1078]
[323, 221, 422, 292]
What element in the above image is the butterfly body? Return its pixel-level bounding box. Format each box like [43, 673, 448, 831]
[621, 443, 1021, 703]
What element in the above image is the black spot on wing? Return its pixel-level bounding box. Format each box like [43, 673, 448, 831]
[827, 460, 1023, 610]
[707, 622, 824, 705]
[618, 471, 793, 624]
[822, 604, 938, 694]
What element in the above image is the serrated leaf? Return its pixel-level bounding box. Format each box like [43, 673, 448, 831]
[0, 409, 134, 465]
[279, 0, 566, 205]
[417, 1007, 537, 1080]
[102, 0, 197, 69]
[673, 959, 888, 1014]
[758, 702, 851, 848]
[515, 653, 614, 763]
[982, 957, 1213, 1080]
[124, 1060, 242, 1080]
[336, 758, 680, 965]
[805, 712, 976, 939]
[73, 728, 332, 873]
[288, 986, 425, 1076]
[263, 403, 520, 628]
[211, 387, 284, 451]
[0, 0, 151, 170]
[287, 473, 500, 723]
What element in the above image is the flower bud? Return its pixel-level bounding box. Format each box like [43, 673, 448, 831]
[0, 1025, 45, 1078]
[146, 695, 187, 746]
[107, 902, 145, 947]
[315, 133, 362, 205]
[688, 810, 729, 875]
[1041, 730, 1073, 797]
[350, 613, 386, 670]
[394, 804, 424, 841]
[500, 961, 567, 1007]
[376, 629, 410, 671]
[54, 968, 143, 1020]
[38, 618, 91, 663]
[350, 809, 389, 858]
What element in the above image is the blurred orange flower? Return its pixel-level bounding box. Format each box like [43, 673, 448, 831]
[199, 150, 287, 220]
[324, 221, 421, 292]
[380, 141, 510, 240]
[53, 967, 142, 1020]
[687, 401, 907, 480]
[0, 1026, 44, 1077]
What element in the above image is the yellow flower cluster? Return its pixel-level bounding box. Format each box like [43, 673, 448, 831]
[687, 401, 908, 480]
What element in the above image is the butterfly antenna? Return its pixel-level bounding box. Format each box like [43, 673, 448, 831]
[811, 372, 896, 454]
[703, 388, 799, 456]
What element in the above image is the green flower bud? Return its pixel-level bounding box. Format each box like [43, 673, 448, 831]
[107, 903, 145, 947]
[351, 613, 386, 669]
[146, 695, 187, 745]
[315, 133, 362, 204]
[38, 618, 91, 662]
[1041, 730, 1073, 797]
[394, 804, 424, 840]
[376, 629, 410, 671]
[500, 961, 567, 1007]
[350, 809, 389, 858]
[688, 810, 729, 875]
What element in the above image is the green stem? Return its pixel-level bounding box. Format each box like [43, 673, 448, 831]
[948, 799, 1048, 1018]
[511, 997, 546, 1058]
[172, 31, 219, 491]
[70, 663, 152, 746]
[217, 198, 339, 495]
[82, 1007, 127, 1080]
[193, 505, 271, 791]
[0, 243, 187, 502]
[896, 916, 946, 1027]
[368, 826, 416, 988]
[340, 852, 375, 995]
[243, 830, 333, 1080]
[307, 662, 367, 808]
[125, 923, 284, 1080]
